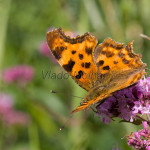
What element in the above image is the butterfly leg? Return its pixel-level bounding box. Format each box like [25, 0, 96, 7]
[71, 94, 110, 114]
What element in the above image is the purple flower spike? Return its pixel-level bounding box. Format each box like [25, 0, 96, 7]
[96, 77, 150, 124]
[2, 65, 34, 86]
[127, 121, 150, 149]
[143, 121, 149, 131]
[147, 146, 150, 150]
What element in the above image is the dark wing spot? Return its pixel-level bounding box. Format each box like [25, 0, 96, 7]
[98, 60, 104, 66]
[78, 71, 83, 76]
[63, 59, 75, 72]
[60, 46, 66, 51]
[77, 38, 84, 43]
[72, 50, 76, 54]
[106, 51, 114, 57]
[56, 46, 65, 52]
[125, 45, 132, 52]
[85, 62, 91, 68]
[51, 50, 61, 60]
[118, 51, 125, 58]
[104, 42, 109, 47]
[85, 46, 92, 55]
[79, 54, 83, 60]
[81, 63, 84, 67]
[103, 66, 110, 70]
[53, 46, 67, 60]
[128, 52, 136, 58]
[116, 44, 124, 50]
[101, 51, 106, 55]
[110, 44, 115, 48]
[75, 70, 83, 79]
[70, 39, 76, 44]
[122, 58, 129, 64]
[113, 61, 118, 64]
[58, 28, 88, 44]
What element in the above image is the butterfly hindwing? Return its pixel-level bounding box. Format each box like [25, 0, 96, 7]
[71, 38, 146, 113]
[94, 38, 146, 88]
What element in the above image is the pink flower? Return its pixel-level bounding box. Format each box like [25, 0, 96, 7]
[2, 65, 34, 85]
[147, 146, 150, 150]
[39, 41, 58, 64]
[64, 30, 79, 38]
[39, 41, 50, 57]
[3, 110, 30, 125]
[0, 93, 13, 114]
[127, 121, 150, 149]
[0, 93, 30, 126]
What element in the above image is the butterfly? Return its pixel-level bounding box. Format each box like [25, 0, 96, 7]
[46, 28, 146, 113]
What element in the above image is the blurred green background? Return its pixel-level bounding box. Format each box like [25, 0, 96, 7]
[0, 0, 150, 149]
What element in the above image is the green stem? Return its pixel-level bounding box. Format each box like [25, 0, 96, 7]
[28, 121, 40, 150]
[0, 0, 12, 86]
[0, 121, 6, 150]
[136, 115, 150, 126]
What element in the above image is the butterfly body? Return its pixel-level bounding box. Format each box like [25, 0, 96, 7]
[46, 28, 146, 113]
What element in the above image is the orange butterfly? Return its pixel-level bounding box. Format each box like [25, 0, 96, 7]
[46, 28, 146, 113]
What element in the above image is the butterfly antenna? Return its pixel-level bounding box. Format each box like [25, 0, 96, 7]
[59, 114, 73, 131]
[90, 106, 97, 113]
[50, 90, 83, 99]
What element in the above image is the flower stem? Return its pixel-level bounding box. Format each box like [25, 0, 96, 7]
[0, 0, 11, 69]
[136, 115, 147, 121]
[136, 115, 150, 126]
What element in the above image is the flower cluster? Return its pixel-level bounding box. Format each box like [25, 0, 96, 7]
[96, 77, 150, 124]
[127, 121, 150, 150]
[0, 93, 30, 125]
[39, 41, 58, 64]
[2, 65, 34, 86]
[39, 41, 51, 57]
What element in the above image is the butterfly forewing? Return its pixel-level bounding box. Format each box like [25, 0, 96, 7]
[47, 28, 98, 91]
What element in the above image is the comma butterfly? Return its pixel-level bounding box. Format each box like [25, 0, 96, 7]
[46, 28, 146, 113]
